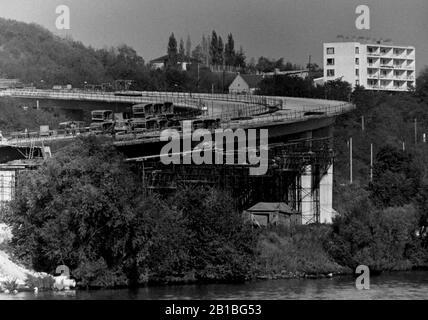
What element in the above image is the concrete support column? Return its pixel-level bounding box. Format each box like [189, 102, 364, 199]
[320, 163, 334, 224]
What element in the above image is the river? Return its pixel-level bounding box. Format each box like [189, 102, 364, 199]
[1, 271, 427, 300]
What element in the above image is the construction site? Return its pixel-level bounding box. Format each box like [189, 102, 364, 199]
[0, 88, 354, 225]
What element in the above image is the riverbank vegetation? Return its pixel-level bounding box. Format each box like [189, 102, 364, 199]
[1, 137, 258, 287]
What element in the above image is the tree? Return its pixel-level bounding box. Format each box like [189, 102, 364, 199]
[327, 185, 420, 272]
[191, 44, 204, 63]
[416, 66, 428, 99]
[179, 38, 185, 57]
[167, 33, 178, 67]
[172, 186, 258, 281]
[186, 35, 192, 58]
[201, 34, 209, 66]
[234, 46, 246, 68]
[224, 33, 235, 66]
[217, 36, 224, 65]
[369, 145, 421, 208]
[5, 137, 144, 286]
[323, 79, 352, 101]
[209, 31, 219, 65]
[256, 56, 275, 72]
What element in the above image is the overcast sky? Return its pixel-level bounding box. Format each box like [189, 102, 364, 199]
[1, 0, 427, 73]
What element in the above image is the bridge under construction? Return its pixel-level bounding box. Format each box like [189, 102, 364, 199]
[0, 89, 354, 224]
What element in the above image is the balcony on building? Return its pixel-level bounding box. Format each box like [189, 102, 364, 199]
[367, 57, 380, 68]
[380, 58, 394, 69]
[367, 46, 380, 56]
[380, 47, 393, 57]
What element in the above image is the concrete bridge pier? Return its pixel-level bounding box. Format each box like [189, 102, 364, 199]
[320, 164, 334, 224]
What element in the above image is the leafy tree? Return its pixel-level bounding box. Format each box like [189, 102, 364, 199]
[224, 34, 235, 66]
[172, 186, 258, 281]
[416, 66, 428, 99]
[327, 195, 419, 272]
[234, 46, 246, 68]
[5, 136, 144, 286]
[369, 145, 421, 208]
[209, 31, 219, 65]
[217, 36, 224, 65]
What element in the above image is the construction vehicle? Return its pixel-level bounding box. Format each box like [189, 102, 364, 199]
[90, 110, 115, 134]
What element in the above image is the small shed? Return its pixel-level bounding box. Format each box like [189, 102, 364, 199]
[245, 202, 301, 227]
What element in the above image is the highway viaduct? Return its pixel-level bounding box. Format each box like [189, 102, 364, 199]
[0, 89, 355, 225]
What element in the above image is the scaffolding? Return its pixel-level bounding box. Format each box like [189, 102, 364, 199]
[136, 137, 334, 222]
[0, 170, 15, 205]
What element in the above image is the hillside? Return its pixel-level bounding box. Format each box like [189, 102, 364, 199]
[0, 18, 146, 87]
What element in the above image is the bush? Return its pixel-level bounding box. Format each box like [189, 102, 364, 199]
[172, 186, 259, 282]
[256, 225, 349, 277]
[327, 193, 421, 272]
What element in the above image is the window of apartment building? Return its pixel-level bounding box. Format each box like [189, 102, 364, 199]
[356, 80, 360, 86]
[327, 69, 335, 77]
[355, 58, 359, 65]
[355, 47, 360, 54]
[326, 47, 335, 54]
[355, 69, 359, 76]
[326, 58, 335, 66]
[367, 58, 373, 65]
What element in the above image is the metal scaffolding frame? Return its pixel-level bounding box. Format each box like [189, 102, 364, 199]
[136, 137, 334, 222]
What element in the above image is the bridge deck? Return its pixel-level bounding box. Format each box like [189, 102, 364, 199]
[0, 89, 354, 147]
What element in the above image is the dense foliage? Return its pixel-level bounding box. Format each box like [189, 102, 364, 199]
[3, 137, 258, 287]
[328, 69, 428, 271]
[257, 76, 353, 101]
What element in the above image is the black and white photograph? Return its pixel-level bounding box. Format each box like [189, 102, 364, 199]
[0, 0, 427, 308]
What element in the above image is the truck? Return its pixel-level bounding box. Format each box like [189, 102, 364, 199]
[40, 125, 54, 137]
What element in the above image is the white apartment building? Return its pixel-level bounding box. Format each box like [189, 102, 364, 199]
[323, 42, 416, 91]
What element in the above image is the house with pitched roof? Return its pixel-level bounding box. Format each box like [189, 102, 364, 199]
[228, 74, 265, 94]
[244, 202, 301, 227]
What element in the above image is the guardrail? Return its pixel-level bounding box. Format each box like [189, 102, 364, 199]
[1, 88, 282, 121]
[4, 102, 355, 147]
[1, 89, 283, 107]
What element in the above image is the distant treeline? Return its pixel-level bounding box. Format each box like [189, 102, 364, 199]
[0, 18, 309, 93]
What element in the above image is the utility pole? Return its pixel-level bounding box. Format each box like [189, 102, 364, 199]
[350, 137, 353, 184]
[308, 55, 312, 96]
[361, 116, 365, 132]
[370, 143, 373, 182]
[197, 63, 200, 91]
